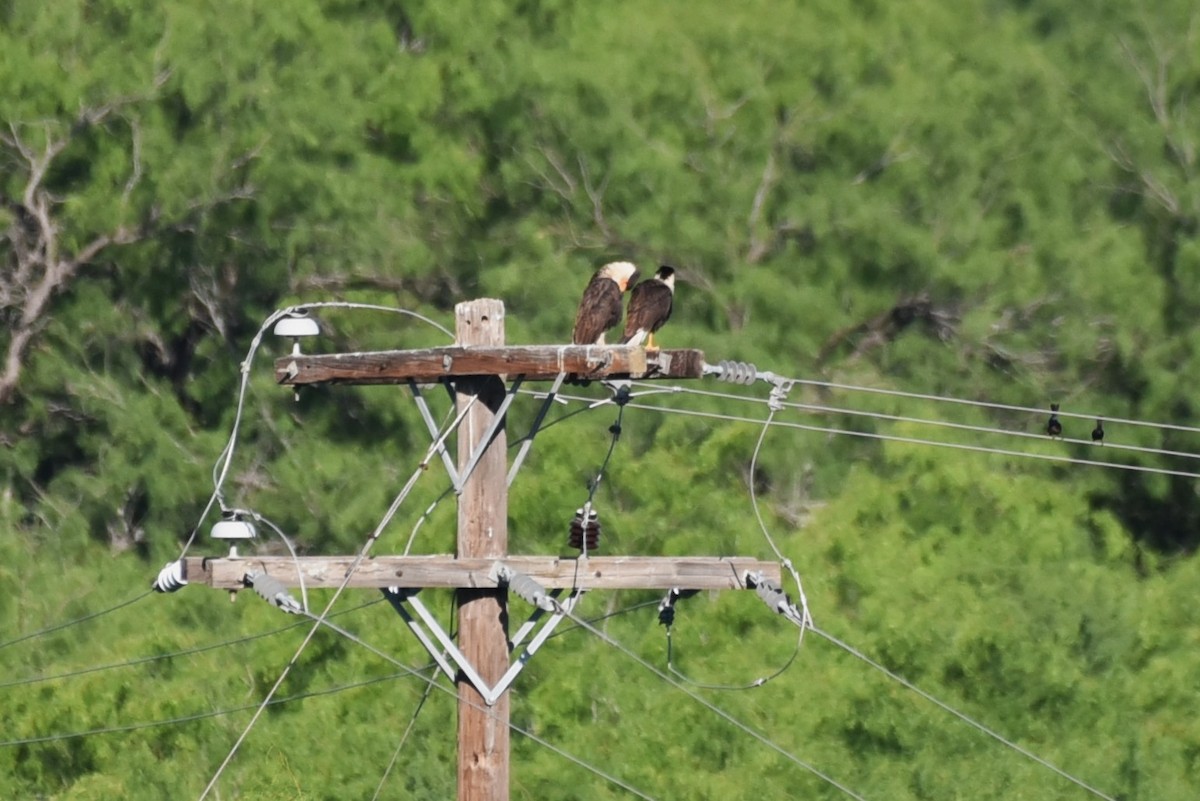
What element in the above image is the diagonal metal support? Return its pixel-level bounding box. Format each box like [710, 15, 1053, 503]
[507, 372, 567, 487]
[408, 380, 461, 488]
[489, 589, 583, 701]
[381, 588, 463, 689]
[382, 585, 583, 706]
[457, 375, 524, 490]
[388, 590, 493, 696]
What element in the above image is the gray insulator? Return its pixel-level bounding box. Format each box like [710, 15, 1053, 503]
[246, 572, 303, 615]
[506, 571, 553, 611]
[754, 577, 791, 615]
[709, 360, 759, 386]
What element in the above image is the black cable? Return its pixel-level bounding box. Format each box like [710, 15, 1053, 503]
[0, 590, 152, 652]
[0, 599, 383, 690]
[0, 670, 414, 748]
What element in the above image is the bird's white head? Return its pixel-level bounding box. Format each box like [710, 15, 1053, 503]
[599, 261, 640, 291]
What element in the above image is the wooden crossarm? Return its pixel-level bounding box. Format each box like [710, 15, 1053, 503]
[183, 554, 781, 591]
[274, 345, 705, 385]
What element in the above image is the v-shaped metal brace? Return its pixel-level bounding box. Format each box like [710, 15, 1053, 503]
[407, 376, 526, 493]
[383, 586, 584, 706]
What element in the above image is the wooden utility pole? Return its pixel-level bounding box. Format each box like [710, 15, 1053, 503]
[188, 299, 782, 801]
[454, 299, 510, 800]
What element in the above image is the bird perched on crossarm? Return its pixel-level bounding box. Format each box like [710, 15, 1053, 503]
[620, 265, 676, 351]
[572, 261, 640, 345]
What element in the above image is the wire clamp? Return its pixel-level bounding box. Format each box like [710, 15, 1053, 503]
[767, 378, 794, 412]
[657, 587, 699, 627]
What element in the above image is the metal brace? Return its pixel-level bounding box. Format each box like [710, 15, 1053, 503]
[507, 372, 567, 487]
[405, 375, 525, 493]
[382, 583, 584, 706]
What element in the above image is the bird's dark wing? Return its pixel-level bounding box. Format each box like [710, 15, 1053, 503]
[621, 281, 673, 342]
[572, 277, 623, 344]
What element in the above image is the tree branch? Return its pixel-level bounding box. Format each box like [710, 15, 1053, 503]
[0, 69, 241, 405]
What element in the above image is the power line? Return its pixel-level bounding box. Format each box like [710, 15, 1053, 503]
[783, 376, 1200, 436]
[810, 626, 1117, 801]
[371, 667, 438, 801]
[198, 398, 477, 800]
[662, 383, 1200, 463]
[574, 396, 1200, 481]
[0, 599, 383, 690]
[665, 404, 806, 692]
[182, 301, 455, 562]
[649, 373, 1120, 799]
[0, 590, 152, 652]
[557, 605, 870, 801]
[309, 613, 662, 801]
[0, 670, 414, 749]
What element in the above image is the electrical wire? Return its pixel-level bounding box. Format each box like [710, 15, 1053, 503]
[784, 376, 1200, 436]
[558, 605, 869, 801]
[401, 484, 455, 556]
[180, 301, 454, 563]
[0, 670, 414, 749]
[0, 600, 382, 690]
[511, 385, 688, 444]
[0, 590, 152, 652]
[549, 598, 661, 639]
[372, 591, 456, 799]
[198, 398, 475, 800]
[370, 666, 437, 801]
[652, 383, 1200, 464]
[572, 397, 1200, 481]
[586, 403, 626, 508]
[296, 301, 453, 341]
[308, 613, 661, 801]
[665, 403, 806, 692]
[809, 626, 1118, 801]
[229, 508, 309, 613]
[567, 396, 629, 557]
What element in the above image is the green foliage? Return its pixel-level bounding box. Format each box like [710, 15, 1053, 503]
[5, 0, 1200, 798]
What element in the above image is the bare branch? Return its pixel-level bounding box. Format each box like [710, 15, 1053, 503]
[1104, 140, 1181, 215]
[1118, 33, 1195, 181]
[121, 118, 143, 206]
[578, 154, 616, 244]
[745, 151, 777, 265]
[742, 103, 831, 265]
[531, 144, 577, 198]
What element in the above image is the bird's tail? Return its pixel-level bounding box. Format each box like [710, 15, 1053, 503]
[620, 329, 648, 347]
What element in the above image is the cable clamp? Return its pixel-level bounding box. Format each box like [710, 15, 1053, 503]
[767, 377, 794, 412]
[384, 586, 419, 601]
[657, 587, 699, 627]
[609, 381, 632, 406]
